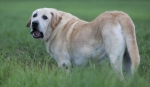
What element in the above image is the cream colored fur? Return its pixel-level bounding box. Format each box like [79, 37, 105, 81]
[26, 8, 140, 81]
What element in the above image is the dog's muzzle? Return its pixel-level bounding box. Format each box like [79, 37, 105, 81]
[31, 21, 44, 39]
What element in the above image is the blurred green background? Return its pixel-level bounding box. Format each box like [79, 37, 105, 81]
[0, 0, 150, 87]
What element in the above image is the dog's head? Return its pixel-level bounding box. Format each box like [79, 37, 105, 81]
[26, 8, 62, 41]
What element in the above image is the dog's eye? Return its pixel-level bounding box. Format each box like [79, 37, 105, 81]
[33, 13, 37, 17]
[43, 15, 48, 20]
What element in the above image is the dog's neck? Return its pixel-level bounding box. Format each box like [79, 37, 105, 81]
[44, 10, 91, 58]
[58, 11, 88, 23]
[58, 11, 79, 21]
[45, 11, 88, 52]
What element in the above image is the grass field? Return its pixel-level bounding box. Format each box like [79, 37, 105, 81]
[0, 0, 150, 87]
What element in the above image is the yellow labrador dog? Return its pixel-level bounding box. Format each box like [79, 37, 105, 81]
[26, 8, 140, 80]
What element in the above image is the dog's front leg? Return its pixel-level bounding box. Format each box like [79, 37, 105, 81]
[55, 56, 72, 72]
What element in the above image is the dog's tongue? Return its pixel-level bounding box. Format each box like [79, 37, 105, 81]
[31, 30, 43, 39]
[33, 30, 41, 38]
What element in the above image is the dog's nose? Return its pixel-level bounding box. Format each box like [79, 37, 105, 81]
[32, 21, 39, 28]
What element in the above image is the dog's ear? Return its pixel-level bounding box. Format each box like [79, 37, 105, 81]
[26, 17, 31, 27]
[51, 11, 62, 29]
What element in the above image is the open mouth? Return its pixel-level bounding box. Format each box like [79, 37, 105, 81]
[31, 29, 44, 39]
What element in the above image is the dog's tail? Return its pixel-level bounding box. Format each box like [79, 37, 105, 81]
[119, 12, 140, 75]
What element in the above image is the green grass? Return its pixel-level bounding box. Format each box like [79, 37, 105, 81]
[0, 0, 150, 87]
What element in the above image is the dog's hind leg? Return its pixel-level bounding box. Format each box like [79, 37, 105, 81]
[102, 24, 126, 81]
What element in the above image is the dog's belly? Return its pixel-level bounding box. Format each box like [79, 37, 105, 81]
[70, 43, 107, 66]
